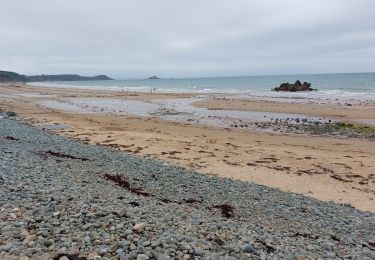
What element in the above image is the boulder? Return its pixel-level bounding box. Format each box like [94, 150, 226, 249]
[5, 111, 17, 117]
[273, 81, 315, 92]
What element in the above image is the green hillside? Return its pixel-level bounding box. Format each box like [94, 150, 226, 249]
[0, 70, 27, 82]
[0, 70, 112, 82]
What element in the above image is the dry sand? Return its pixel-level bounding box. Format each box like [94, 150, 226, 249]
[1, 83, 374, 212]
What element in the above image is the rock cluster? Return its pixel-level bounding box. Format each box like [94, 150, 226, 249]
[229, 116, 375, 139]
[273, 80, 315, 92]
[0, 115, 374, 259]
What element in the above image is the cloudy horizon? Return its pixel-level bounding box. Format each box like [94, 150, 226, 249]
[1, 0, 374, 79]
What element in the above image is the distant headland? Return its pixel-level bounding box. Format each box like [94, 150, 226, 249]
[0, 70, 113, 83]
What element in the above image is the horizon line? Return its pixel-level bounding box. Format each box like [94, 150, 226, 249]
[115, 71, 375, 81]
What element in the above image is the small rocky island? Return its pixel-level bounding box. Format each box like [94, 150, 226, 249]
[273, 80, 315, 92]
[147, 76, 160, 80]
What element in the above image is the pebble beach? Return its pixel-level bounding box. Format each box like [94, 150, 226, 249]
[1, 114, 375, 259]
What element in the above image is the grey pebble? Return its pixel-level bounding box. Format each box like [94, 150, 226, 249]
[0, 116, 374, 260]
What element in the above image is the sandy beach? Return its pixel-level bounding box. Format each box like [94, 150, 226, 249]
[3, 2, 375, 258]
[1, 83, 374, 212]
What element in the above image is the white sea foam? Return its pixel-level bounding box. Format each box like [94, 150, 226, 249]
[27, 72, 375, 102]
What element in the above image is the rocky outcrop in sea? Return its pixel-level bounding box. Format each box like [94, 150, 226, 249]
[273, 80, 315, 92]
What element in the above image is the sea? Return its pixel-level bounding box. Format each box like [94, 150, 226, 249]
[28, 72, 375, 102]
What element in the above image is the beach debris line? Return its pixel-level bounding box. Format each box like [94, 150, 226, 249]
[101, 175, 237, 218]
[38, 150, 89, 161]
[53, 253, 87, 260]
[102, 174, 151, 197]
[273, 80, 316, 92]
[129, 201, 140, 207]
[213, 204, 235, 218]
[3, 136, 19, 141]
[256, 239, 276, 253]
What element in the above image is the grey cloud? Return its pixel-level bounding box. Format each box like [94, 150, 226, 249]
[0, 0, 374, 78]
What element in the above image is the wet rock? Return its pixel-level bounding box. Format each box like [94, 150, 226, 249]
[273, 81, 315, 92]
[5, 111, 16, 117]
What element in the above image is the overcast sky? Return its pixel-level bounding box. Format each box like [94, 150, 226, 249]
[0, 0, 374, 78]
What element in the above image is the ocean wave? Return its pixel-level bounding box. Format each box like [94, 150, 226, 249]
[26, 76, 375, 102]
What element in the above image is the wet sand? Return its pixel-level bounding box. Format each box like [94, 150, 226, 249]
[193, 97, 375, 124]
[1, 83, 374, 212]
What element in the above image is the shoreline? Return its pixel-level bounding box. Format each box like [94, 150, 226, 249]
[193, 97, 375, 122]
[0, 83, 374, 212]
[25, 73, 375, 100]
[4, 83, 375, 126]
